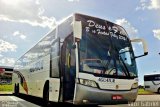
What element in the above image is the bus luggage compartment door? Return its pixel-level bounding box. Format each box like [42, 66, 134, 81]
[49, 78, 60, 102]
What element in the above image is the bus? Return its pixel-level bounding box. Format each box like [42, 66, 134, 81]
[12, 13, 148, 105]
[144, 73, 160, 93]
[0, 66, 13, 85]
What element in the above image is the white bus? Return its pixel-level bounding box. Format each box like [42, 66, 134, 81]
[0, 66, 13, 85]
[12, 13, 148, 105]
[144, 73, 160, 93]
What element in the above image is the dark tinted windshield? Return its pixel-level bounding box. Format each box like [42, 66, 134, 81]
[79, 30, 137, 78]
[75, 13, 138, 78]
[144, 74, 160, 81]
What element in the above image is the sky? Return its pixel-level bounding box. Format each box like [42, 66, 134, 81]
[0, 0, 160, 85]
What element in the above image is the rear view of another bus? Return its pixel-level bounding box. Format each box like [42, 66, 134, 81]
[144, 74, 160, 93]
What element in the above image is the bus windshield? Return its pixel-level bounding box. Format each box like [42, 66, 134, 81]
[79, 30, 138, 78]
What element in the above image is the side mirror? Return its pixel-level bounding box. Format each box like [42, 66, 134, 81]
[131, 38, 148, 58]
[73, 21, 82, 39]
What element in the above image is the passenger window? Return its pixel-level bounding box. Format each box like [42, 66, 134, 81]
[51, 39, 59, 77]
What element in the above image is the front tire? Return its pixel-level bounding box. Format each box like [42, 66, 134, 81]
[158, 88, 160, 94]
[17, 84, 19, 95]
[14, 84, 17, 95]
[43, 88, 50, 107]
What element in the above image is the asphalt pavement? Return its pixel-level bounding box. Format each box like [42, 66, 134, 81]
[0, 94, 160, 107]
[0, 95, 39, 107]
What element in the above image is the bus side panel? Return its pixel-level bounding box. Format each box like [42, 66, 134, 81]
[29, 54, 50, 98]
[14, 54, 50, 97]
[144, 81, 159, 92]
[12, 70, 29, 94]
[29, 72, 48, 97]
[49, 78, 60, 102]
[12, 73, 19, 93]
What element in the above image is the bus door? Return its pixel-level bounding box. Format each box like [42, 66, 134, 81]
[61, 35, 76, 102]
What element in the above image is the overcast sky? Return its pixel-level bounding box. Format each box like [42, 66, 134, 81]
[0, 0, 160, 85]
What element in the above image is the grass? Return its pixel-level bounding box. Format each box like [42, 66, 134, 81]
[0, 84, 156, 94]
[138, 88, 155, 95]
[0, 84, 12, 92]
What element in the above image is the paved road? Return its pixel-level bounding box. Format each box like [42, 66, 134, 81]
[0, 95, 39, 107]
[101, 95, 160, 107]
[136, 95, 160, 101]
[0, 95, 160, 107]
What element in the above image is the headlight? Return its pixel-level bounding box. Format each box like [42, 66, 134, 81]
[131, 82, 138, 89]
[78, 78, 98, 88]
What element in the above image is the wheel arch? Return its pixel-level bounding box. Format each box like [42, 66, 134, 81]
[43, 80, 49, 98]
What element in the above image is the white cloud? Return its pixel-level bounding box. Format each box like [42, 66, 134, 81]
[153, 29, 160, 40]
[67, 0, 79, 2]
[20, 35, 26, 40]
[136, 0, 160, 10]
[13, 31, 26, 40]
[115, 18, 138, 39]
[0, 57, 15, 66]
[0, 0, 56, 29]
[0, 39, 17, 53]
[13, 31, 20, 36]
[149, 0, 160, 9]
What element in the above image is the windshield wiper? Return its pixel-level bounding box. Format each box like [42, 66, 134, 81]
[109, 38, 130, 77]
[118, 52, 130, 77]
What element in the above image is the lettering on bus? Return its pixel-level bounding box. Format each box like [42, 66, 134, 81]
[30, 60, 44, 72]
[98, 77, 115, 83]
[85, 20, 109, 36]
[85, 20, 127, 41]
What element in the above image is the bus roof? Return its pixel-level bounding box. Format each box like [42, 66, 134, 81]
[15, 14, 73, 64]
[144, 72, 160, 76]
[14, 13, 130, 66]
[0, 66, 13, 69]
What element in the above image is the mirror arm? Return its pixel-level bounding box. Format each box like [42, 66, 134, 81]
[134, 52, 148, 59]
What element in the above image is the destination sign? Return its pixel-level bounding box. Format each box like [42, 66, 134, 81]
[75, 13, 127, 41]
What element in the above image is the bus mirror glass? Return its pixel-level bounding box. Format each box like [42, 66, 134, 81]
[72, 44, 76, 49]
[73, 21, 82, 39]
[131, 38, 148, 58]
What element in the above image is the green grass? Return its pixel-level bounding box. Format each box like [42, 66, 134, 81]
[0, 84, 12, 92]
[0, 84, 156, 94]
[138, 88, 155, 95]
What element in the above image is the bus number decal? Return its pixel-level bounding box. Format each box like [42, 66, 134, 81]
[98, 77, 115, 83]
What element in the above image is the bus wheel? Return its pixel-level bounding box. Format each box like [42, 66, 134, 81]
[43, 88, 50, 107]
[158, 88, 160, 94]
[14, 84, 17, 95]
[17, 83, 19, 95]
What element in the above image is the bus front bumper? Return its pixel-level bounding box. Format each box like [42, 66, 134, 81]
[73, 84, 138, 105]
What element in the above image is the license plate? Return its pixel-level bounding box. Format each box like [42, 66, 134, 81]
[112, 95, 123, 100]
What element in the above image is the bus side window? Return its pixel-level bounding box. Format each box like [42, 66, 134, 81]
[51, 39, 59, 77]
